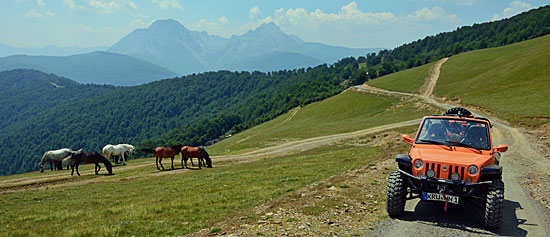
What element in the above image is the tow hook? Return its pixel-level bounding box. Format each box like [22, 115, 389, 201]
[439, 187, 449, 212]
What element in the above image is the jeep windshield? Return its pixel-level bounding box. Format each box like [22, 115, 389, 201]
[416, 117, 491, 150]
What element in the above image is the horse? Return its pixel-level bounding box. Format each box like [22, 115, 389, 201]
[141, 144, 183, 170]
[39, 148, 80, 173]
[68, 151, 113, 176]
[102, 144, 135, 166]
[181, 146, 212, 169]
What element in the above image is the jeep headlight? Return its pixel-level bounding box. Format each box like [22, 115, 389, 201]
[451, 172, 460, 181]
[468, 165, 478, 175]
[414, 159, 423, 169]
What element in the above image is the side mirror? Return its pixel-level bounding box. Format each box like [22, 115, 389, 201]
[402, 134, 414, 145]
[493, 144, 508, 153]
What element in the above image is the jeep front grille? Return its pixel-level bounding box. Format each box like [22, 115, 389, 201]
[424, 162, 466, 180]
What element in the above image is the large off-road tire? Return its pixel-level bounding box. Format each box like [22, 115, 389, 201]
[386, 169, 407, 217]
[484, 179, 505, 229]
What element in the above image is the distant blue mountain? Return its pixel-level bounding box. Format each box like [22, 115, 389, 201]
[0, 51, 176, 86]
[0, 42, 106, 57]
[109, 19, 381, 75]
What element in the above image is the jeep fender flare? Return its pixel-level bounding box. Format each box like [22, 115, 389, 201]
[480, 164, 502, 180]
[396, 154, 412, 173]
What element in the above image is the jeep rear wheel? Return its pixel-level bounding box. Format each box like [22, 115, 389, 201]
[484, 179, 504, 229]
[387, 169, 407, 217]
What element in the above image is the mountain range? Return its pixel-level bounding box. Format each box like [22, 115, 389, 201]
[0, 51, 177, 86]
[0, 20, 379, 85]
[108, 20, 380, 75]
[0, 43, 106, 57]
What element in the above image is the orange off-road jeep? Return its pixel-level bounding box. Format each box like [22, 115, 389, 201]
[386, 107, 509, 229]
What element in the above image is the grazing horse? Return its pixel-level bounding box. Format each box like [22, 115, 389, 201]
[39, 148, 80, 173]
[102, 144, 135, 165]
[69, 151, 113, 176]
[181, 146, 212, 169]
[141, 144, 183, 170]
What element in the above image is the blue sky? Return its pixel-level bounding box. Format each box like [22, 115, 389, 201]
[1, 0, 548, 49]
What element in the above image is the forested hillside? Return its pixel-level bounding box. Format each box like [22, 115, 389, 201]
[1, 5, 549, 175]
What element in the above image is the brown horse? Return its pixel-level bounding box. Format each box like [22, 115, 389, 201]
[142, 144, 184, 170]
[181, 146, 212, 169]
[69, 151, 113, 176]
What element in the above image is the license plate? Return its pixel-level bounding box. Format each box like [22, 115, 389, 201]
[423, 192, 459, 204]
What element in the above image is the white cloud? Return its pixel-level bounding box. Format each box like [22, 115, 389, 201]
[249, 6, 262, 19]
[128, 19, 146, 28]
[152, 0, 182, 10]
[24, 9, 55, 18]
[271, 2, 398, 26]
[218, 16, 229, 24]
[188, 16, 231, 36]
[431, 0, 479, 6]
[15, 0, 46, 5]
[224, 1, 462, 48]
[88, 0, 120, 13]
[63, 0, 138, 14]
[492, 1, 532, 21]
[62, 0, 76, 9]
[25, 9, 43, 18]
[238, 2, 456, 33]
[406, 6, 459, 23]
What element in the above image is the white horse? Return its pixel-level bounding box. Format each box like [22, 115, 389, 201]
[102, 144, 135, 166]
[39, 148, 80, 172]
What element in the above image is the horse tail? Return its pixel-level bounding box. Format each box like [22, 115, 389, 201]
[97, 153, 113, 174]
[199, 148, 212, 168]
[140, 148, 156, 153]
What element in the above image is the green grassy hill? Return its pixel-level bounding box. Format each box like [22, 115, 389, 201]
[362, 35, 550, 128]
[365, 61, 436, 93]
[435, 35, 550, 127]
[209, 90, 434, 155]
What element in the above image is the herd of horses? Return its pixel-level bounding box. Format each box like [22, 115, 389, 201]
[38, 143, 212, 176]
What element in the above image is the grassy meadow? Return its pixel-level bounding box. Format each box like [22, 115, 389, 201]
[366, 61, 436, 93]
[435, 35, 550, 127]
[0, 133, 411, 236]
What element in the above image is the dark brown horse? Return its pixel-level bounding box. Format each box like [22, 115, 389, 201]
[181, 146, 212, 169]
[69, 151, 113, 176]
[142, 144, 184, 170]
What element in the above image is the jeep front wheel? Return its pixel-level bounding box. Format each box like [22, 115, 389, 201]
[386, 169, 407, 217]
[484, 179, 504, 229]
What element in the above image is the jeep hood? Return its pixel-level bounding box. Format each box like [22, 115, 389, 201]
[410, 147, 491, 165]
